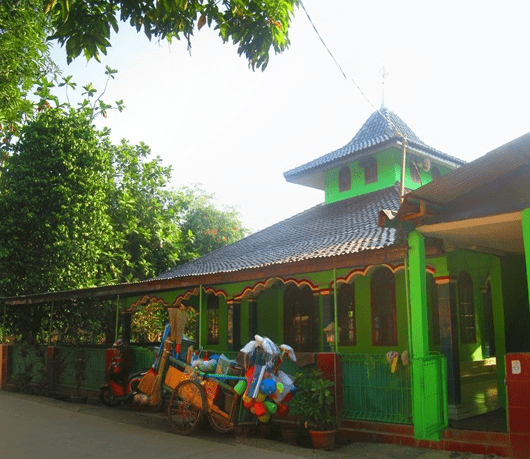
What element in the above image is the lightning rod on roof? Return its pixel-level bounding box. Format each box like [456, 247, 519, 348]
[380, 66, 388, 109]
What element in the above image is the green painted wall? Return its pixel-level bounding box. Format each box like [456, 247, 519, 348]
[324, 148, 453, 204]
[446, 249, 505, 362]
[256, 286, 283, 342]
[501, 254, 530, 352]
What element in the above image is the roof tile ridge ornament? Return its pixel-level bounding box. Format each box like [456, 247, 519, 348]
[378, 67, 404, 141]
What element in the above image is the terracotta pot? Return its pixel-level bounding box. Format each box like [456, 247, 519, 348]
[309, 429, 336, 450]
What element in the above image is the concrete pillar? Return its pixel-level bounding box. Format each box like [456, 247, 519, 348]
[0, 344, 9, 389]
[408, 231, 429, 358]
[409, 231, 446, 440]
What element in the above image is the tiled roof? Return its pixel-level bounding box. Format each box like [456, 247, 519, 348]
[284, 108, 465, 180]
[157, 187, 402, 279]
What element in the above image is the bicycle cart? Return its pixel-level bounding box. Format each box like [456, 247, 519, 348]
[162, 356, 249, 435]
[135, 317, 298, 437]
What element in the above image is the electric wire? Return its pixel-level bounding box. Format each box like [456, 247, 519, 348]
[298, 0, 404, 139]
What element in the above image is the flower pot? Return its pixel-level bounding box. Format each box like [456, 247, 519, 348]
[309, 429, 336, 450]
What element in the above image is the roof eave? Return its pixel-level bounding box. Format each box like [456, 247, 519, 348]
[284, 138, 400, 188]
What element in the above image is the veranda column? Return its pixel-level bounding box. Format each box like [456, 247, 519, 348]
[408, 231, 429, 358]
[408, 231, 445, 440]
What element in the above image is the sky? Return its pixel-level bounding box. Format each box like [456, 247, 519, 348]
[50, 0, 530, 233]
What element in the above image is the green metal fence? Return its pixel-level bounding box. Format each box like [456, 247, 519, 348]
[9, 345, 46, 385]
[7, 344, 162, 393]
[341, 353, 413, 424]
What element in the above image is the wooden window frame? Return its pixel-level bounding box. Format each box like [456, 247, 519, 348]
[339, 165, 351, 192]
[283, 284, 317, 352]
[410, 157, 421, 184]
[338, 283, 356, 346]
[458, 271, 476, 344]
[431, 166, 440, 181]
[360, 157, 377, 185]
[371, 267, 397, 346]
[207, 294, 220, 345]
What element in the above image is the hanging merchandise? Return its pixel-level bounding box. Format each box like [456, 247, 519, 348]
[238, 335, 298, 423]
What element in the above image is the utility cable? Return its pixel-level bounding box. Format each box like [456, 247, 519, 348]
[298, 0, 404, 139]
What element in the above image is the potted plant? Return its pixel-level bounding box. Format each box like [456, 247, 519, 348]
[290, 368, 337, 450]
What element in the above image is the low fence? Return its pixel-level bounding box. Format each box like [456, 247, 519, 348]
[5, 344, 158, 394]
[341, 353, 413, 425]
[3, 344, 446, 435]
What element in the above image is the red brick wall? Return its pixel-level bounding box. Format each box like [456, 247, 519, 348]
[317, 353, 343, 419]
[0, 344, 9, 389]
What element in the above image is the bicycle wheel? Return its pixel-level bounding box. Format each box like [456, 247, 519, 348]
[168, 379, 206, 435]
[208, 406, 233, 433]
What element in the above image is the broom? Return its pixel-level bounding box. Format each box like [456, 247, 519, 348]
[175, 308, 188, 358]
[150, 339, 173, 406]
[169, 307, 188, 359]
[138, 323, 170, 395]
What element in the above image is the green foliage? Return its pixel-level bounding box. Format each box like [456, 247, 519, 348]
[100, 141, 183, 284]
[0, 108, 114, 297]
[0, 0, 53, 130]
[131, 303, 169, 343]
[45, 0, 298, 70]
[290, 369, 336, 430]
[0, 74, 247, 343]
[0, 107, 115, 340]
[175, 185, 249, 263]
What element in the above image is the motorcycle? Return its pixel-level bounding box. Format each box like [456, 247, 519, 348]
[99, 339, 147, 407]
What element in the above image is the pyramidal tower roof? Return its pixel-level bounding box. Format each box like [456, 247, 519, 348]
[284, 108, 465, 190]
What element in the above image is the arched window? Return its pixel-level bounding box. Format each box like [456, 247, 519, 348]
[371, 267, 397, 346]
[410, 157, 421, 184]
[431, 166, 440, 181]
[207, 294, 220, 344]
[458, 271, 476, 343]
[284, 284, 317, 352]
[338, 283, 356, 345]
[339, 166, 351, 192]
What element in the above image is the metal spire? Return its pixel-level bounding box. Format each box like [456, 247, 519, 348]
[380, 67, 388, 109]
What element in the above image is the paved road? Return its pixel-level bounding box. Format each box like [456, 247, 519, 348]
[0, 391, 302, 459]
[0, 391, 493, 459]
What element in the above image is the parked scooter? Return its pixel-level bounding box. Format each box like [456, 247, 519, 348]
[99, 339, 146, 407]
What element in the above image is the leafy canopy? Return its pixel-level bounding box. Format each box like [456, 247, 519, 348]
[0, 0, 53, 128]
[0, 74, 248, 342]
[0, 108, 114, 295]
[46, 0, 299, 70]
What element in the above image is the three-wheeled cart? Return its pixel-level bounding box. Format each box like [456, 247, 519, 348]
[162, 356, 248, 435]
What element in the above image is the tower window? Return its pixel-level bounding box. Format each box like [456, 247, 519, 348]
[410, 157, 421, 184]
[360, 157, 377, 184]
[339, 166, 351, 192]
[431, 166, 440, 180]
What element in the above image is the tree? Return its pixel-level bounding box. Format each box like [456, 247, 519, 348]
[0, 76, 248, 342]
[0, 0, 53, 129]
[46, 0, 299, 70]
[175, 185, 249, 263]
[0, 108, 114, 340]
[100, 140, 184, 284]
[0, 108, 113, 297]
